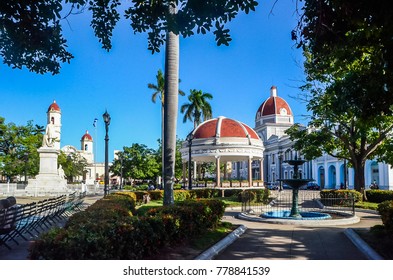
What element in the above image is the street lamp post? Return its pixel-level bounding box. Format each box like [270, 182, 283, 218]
[103, 110, 111, 197]
[187, 133, 193, 190]
[278, 151, 283, 191]
[120, 154, 123, 190]
[24, 152, 29, 184]
[344, 159, 347, 189]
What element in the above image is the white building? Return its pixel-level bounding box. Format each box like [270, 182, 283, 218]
[231, 86, 393, 190]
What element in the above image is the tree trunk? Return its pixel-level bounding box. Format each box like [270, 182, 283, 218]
[161, 103, 164, 188]
[353, 158, 367, 201]
[163, 16, 179, 205]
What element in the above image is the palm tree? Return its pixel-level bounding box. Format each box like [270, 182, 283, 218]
[162, 2, 179, 205]
[181, 89, 213, 128]
[148, 69, 184, 196]
[148, 69, 185, 131]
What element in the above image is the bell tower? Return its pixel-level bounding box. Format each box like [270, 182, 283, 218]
[81, 130, 94, 163]
[47, 100, 61, 150]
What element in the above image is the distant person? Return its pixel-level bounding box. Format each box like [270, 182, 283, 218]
[0, 199, 11, 209]
[148, 181, 155, 190]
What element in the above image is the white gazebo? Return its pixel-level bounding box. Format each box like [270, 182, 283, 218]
[180, 116, 265, 187]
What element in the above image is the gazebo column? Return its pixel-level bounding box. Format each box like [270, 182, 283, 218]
[193, 162, 197, 182]
[259, 158, 264, 184]
[216, 156, 221, 187]
[182, 162, 187, 187]
[248, 157, 253, 187]
[223, 161, 227, 180]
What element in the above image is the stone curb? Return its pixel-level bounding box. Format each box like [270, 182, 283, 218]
[194, 225, 247, 260]
[344, 228, 384, 260]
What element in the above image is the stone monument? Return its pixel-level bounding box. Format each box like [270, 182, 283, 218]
[25, 101, 68, 196]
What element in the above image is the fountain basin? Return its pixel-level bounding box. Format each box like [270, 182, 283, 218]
[261, 210, 331, 220]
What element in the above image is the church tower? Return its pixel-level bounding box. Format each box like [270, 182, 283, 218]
[47, 100, 62, 150]
[81, 130, 94, 163]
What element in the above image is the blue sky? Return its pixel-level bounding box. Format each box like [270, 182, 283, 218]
[0, 0, 306, 163]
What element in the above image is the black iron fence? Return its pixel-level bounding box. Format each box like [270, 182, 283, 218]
[241, 190, 355, 217]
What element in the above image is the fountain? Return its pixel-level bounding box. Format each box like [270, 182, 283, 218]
[262, 155, 331, 220]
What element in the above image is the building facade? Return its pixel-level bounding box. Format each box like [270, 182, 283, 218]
[231, 86, 393, 190]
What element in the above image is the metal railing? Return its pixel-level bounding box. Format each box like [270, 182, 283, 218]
[241, 190, 355, 217]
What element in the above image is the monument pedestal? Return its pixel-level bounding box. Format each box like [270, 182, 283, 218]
[25, 147, 68, 196]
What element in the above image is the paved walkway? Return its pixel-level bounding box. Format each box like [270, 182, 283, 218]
[216, 208, 382, 260]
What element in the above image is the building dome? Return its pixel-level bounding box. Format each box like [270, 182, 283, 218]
[81, 130, 93, 141]
[181, 116, 263, 164]
[193, 116, 260, 141]
[47, 100, 61, 113]
[255, 86, 292, 120]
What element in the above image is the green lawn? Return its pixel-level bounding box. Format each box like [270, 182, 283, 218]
[135, 200, 163, 215]
[355, 201, 379, 210]
[190, 221, 235, 251]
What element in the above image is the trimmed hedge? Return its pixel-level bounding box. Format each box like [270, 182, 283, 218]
[28, 195, 226, 260]
[378, 200, 393, 233]
[238, 189, 270, 203]
[320, 189, 362, 202]
[147, 199, 226, 238]
[366, 190, 393, 203]
[128, 188, 267, 203]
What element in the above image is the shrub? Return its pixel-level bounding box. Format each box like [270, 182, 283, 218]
[133, 191, 148, 201]
[147, 199, 225, 238]
[238, 189, 270, 203]
[29, 196, 226, 260]
[189, 188, 220, 199]
[378, 200, 393, 233]
[366, 190, 393, 203]
[320, 189, 362, 204]
[177, 199, 226, 228]
[174, 189, 193, 201]
[222, 189, 243, 198]
[147, 190, 164, 200]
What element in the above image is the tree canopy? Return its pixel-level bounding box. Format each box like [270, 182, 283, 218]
[1, 0, 258, 74]
[110, 139, 184, 184]
[58, 150, 89, 183]
[294, 0, 393, 118]
[110, 143, 160, 182]
[0, 117, 43, 181]
[288, 0, 393, 192]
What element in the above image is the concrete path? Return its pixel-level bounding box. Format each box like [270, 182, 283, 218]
[216, 209, 382, 260]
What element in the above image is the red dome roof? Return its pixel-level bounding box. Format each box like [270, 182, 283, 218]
[193, 117, 260, 140]
[47, 100, 61, 112]
[81, 131, 93, 141]
[255, 86, 292, 119]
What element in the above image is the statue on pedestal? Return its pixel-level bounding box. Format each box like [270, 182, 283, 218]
[42, 119, 56, 148]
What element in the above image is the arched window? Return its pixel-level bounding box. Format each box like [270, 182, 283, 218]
[84, 144, 88, 151]
[51, 117, 55, 124]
